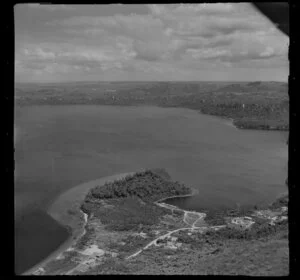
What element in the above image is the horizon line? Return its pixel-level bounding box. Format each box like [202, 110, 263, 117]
[15, 80, 288, 85]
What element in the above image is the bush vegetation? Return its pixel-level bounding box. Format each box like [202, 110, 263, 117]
[16, 81, 288, 131]
[90, 257, 132, 274]
[269, 195, 288, 210]
[75, 226, 95, 250]
[198, 219, 288, 241]
[81, 169, 190, 232]
[108, 235, 150, 254]
[86, 169, 191, 202]
[82, 197, 169, 232]
[204, 205, 255, 226]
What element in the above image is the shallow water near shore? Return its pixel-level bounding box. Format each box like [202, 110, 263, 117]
[14, 105, 288, 274]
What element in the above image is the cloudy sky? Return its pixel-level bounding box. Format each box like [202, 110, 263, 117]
[15, 3, 289, 83]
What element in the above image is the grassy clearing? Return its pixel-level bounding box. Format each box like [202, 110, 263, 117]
[43, 251, 79, 274]
[107, 235, 152, 255]
[82, 197, 170, 232]
[82, 257, 134, 275]
[203, 205, 255, 226]
[80, 169, 190, 232]
[197, 219, 288, 242]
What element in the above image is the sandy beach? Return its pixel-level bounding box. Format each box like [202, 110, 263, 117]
[22, 172, 135, 275]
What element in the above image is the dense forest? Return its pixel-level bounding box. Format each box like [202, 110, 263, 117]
[85, 169, 191, 203]
[80, 169, 191, 231]
[15, 81, 289, 131]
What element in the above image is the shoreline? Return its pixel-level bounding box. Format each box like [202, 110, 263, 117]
[155, 187, 199, 204]
[22, 172, 135, 275]
[198, 109, 288, 132]
[23, 170, 288, 275]
[16, 103, 288, 132]
[23, 173, 199, 275]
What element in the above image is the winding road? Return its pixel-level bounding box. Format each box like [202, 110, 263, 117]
[126, 201, 211, 260]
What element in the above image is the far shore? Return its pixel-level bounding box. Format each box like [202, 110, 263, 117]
[22, 172, 135, 275]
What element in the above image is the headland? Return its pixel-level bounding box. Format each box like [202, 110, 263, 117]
[27, 169, 288, 276]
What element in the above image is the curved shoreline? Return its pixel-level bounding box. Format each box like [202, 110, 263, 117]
[22, 170, 288, 275]
[23, 172, 197, 275]
[155, 187, 199, 204]
[22, 172, 135, 275]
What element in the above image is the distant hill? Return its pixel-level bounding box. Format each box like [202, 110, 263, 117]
[15, 81, 288, 131]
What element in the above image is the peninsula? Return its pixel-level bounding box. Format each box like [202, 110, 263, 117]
[29, 169, 289, 275]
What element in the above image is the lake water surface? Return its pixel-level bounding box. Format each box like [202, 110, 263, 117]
[14, 105, 288, 274]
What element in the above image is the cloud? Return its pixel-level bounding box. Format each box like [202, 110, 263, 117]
[17, 43, 137, 75]
[171, 18, 259, 39]
[48, 14, 165, 41]
[15, 3, 289, 82]
[186, 46, 280, 64]
[260, 47, 275, 57]
[44, 3, 287, 64]
[23, 47, 56, 59]
[133, 41, 164, 61]
[185, 40, 285, 64]
[186, 48, 231, 59]
[148, 3, 270, 38]
[148, 3, 236, 17]
[26, 4, 75, 11]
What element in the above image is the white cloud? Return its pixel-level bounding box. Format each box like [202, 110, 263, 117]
[27, 4, 75, 11]
[187, 48, 231, 59]
[15, 3, 289, 82]
[260, 47, 275, 57]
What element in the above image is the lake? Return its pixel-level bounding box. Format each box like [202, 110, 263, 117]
[14, 105, 288, 274]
